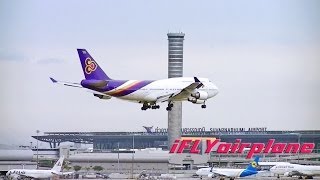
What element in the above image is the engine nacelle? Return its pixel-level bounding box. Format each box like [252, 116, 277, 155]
[94, 94, 111, 100]
[208, 173, 214, 178]
[191, 91, 208, 100]
[188, 97, 205, 104]
[284, 172, 291, 177]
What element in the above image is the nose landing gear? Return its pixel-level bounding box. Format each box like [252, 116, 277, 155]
[201, 101, 206, 109]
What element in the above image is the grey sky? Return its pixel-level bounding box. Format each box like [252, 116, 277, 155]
[0, 0, 320, 145]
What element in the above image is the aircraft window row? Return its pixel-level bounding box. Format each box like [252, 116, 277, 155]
[140, 88, 181, 90]
[276, 166, 294, 168]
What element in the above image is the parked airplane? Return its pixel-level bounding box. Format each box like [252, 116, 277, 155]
[50, 49, 219, 111]
[270, 163, 320, 179]
[6, 156, 73, 179]
[196, 156, 260, 179]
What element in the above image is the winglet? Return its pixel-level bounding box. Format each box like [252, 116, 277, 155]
[50, 77, 58, 83]
[194, 77, 200, 82]
[194, 77, 203, 89]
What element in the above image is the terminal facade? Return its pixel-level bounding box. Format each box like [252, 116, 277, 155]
[33, 128, 320, 153]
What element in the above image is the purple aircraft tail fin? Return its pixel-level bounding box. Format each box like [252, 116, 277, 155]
[77, 49, 111, 80]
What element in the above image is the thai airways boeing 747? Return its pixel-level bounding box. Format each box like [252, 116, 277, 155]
[50, 49, 219, 111]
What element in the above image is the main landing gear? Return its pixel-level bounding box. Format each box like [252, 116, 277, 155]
[166, 103, 174, 111]
[141, 103, 160, 111]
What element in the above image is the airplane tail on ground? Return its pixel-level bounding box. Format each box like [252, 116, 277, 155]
[77, 49, 111, 80]
[245, 156, 260, 172]
[51, 156, 65, 172]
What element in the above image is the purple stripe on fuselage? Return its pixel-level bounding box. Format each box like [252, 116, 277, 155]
[111, 80, 154, 97]
[81, 79, 154, 97]
[81, 80, 127, 92]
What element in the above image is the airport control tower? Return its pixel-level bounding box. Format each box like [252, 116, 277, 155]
[167, 32, 185, 149]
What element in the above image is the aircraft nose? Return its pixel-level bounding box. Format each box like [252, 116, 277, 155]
[270, 166, 275, 171]
[211, 83, 219, 97]
[195, 170, 200, 175]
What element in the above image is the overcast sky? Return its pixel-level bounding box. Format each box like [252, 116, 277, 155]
[0, 0, 320, 146]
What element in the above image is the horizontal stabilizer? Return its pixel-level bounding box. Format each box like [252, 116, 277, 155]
[50, 77, 58, 83]
[49, 77, 110, 97]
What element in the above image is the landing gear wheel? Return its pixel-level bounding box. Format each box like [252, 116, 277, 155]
[201, 104, 206, 109]
[141, 103, 150, 111]
[151, 105, 160, 109]
[166, 102, 173, 111]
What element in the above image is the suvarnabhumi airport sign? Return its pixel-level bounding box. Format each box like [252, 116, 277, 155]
[169, 138, 315, 159]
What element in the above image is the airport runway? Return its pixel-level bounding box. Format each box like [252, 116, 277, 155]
[80, 177, 320, 180]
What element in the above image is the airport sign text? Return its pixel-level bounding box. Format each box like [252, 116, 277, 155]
[169, 138, 315, 159]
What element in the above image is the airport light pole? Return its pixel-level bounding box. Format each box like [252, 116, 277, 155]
[290, 132, 301, 163]
[117, 142, 120, 172]
[218, 132, 221, 167]
[297, 133, 301, 164]
[36, 130, 40, 169]
[131, 135, 135, 179]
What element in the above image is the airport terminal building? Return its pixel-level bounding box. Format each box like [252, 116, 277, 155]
[33, 127, 320, 152]
[28, 128, 320, 174]
[1, 128, 319, 176]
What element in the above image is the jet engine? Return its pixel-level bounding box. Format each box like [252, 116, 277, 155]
[191, 91, 208, 100]
[188, 97, 205, 104]
[284, 172, 292, 177]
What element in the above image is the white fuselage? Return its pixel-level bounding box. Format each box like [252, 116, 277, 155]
[6, 169, 58, 179]
[112, 77, 218, 102]
[270, 164, 320, 176]
[196, 167, 246, 178]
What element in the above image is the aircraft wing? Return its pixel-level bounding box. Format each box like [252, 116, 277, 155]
[210, 170, 231, 177]
[13, 174, 35, 179]
[293, 170, 314, 176]
[52, 171, 74, 176]
[61, 171, 75, 175]
[156, 77, 203, 102]
[50, 77, 111, 98]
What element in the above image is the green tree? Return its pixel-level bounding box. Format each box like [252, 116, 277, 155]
[64, 165, 72, 171]
[63, 161, 72, 171]
[73, 165, 82, 172]
[92, 165, 104, 172]
[85, 166, 91, 172]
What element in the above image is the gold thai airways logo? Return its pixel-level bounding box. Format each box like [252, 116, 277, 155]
[85, 58, 97, 74]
